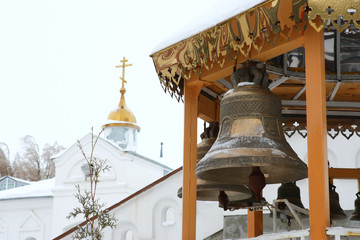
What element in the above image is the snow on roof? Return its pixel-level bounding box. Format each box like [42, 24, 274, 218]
[129, 151, 173, 171]
[51, 148, 68, 160]
[0, 175, 31, 184]
[0, 178, 54, 200]
[151, 0, 267, 54]
[50, 132, 172, 171]
[100, 135, 173, 171]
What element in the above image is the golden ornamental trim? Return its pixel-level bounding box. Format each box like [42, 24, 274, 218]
[151, 0, 309, 101]
[308, 0, 360, 32]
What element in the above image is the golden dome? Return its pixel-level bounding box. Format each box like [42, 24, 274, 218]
[109, 88, 136, 123]
[104, 88, 140, 130]
[102, 57, 140, 131]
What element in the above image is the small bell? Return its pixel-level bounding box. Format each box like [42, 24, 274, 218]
[277, 182, 305, 210]
[178, 122, 252, 206]
[197, 122, 218, 160]
[271, 182, 307, 220]
[349, 192, 360, 221]
[329, 183, 347, 220]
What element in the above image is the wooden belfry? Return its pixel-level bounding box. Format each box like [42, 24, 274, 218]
[151, 0, 360, 239]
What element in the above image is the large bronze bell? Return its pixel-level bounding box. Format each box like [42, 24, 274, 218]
[349, 192, 360, 221]
[329, 183, 347, 220]
[196, 64, 307, 199]
[178, 122, 252, 208]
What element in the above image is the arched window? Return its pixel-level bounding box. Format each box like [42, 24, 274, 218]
[124, 230, 134, 240]
[162, 207, 175, 227]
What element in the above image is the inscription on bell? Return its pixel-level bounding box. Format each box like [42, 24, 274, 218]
[219, 118, 231, 138]
[230, 118, 264, 137]
[263, 117, 281, 138]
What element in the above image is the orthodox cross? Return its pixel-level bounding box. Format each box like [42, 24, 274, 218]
[115, 57, 132, 89]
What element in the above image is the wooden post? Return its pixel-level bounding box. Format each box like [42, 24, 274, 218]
[305, 25, 330, 239]
[182, 81, 203, 240]
[247, 209, 263, 237]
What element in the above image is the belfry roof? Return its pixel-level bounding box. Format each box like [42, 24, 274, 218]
[150, 0, 360, 137]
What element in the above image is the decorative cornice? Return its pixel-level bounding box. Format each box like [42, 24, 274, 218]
[283, 124, 360, 140]
[308, 0, 360, 32]
[151, 0, 360, 101]
[151, 0, 309, 101]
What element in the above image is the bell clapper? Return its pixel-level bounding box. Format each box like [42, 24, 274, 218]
[218, 190, 229, 211]
[249, 166, 266, 202]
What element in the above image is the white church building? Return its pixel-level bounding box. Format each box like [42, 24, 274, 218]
[0, 59, 359, 240]
[0, 60, 225, 240]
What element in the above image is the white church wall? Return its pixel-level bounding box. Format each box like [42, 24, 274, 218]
[0, 197, 52, 240]
[355, 147, 360, 168]
[51, 133, 171, 238]
[106, 172, 183, 240]
[18, 211, 44, 240]
[112, 220, 140, 240]
[124, 154, 168, 192]
[53, 134, 126, 188]
[0, 217, 8, 239]
[66, 170, 227, 240]
[152, 197, 181, 240]
[197, 201, 227, 239]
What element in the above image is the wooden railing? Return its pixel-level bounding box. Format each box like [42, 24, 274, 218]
[237, 200, 360, 240]
[240, 229, 310, 240]
[326, 227, 360, 240]
[240, 227, 360, 240]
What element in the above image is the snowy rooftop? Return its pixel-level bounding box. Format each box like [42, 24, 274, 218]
[0, 178, 54, 200]
[0, 175, 31, 184]
[101, 135, 173, 171]
[151, 0, 267, 54]
[51, 132, 172, 171]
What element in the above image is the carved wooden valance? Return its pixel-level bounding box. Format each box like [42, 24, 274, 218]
[151, 0, 360, 101]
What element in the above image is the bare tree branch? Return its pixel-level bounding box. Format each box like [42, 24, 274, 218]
[12, 136, 65, 181]
[0, 143, 12, 177]
[67, 128, 116, 240]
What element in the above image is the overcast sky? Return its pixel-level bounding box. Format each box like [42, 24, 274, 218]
[0, 0, 231, 168]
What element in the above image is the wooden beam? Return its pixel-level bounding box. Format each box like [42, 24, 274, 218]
[182, 81, 203, 240]
[329, 168, 360, 192]
[305, 23, 330, 240]
[247, 209, 263, 237]
[197, 30, 305, 83]
[328, 168, 360, 179]
[199, 56, 237, 82]
[213, 81, 230, 93]
[252, 32, 305, 62]
[198, 94, 219, 122]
